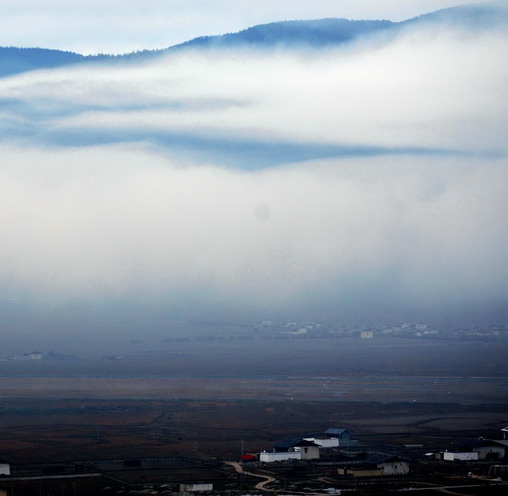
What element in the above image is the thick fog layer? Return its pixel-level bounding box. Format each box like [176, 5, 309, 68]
[1, 8, 507, 327]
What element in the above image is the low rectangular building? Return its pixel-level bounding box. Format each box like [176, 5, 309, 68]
[0, 461, 9, 476]
[304, 437, 339, 448]
[338, 466, 383, 477]
[179, 483, 213, 492]
[338, 454, 409, 477]
[443, 451, 479, 461]
[259, 451, 301, 463]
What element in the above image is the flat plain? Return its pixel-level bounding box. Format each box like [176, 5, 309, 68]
[0, 333, 506, 463]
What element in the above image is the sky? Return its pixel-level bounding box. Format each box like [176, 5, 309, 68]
[0, 0, 498, 54]
[0, 1, 507, 331]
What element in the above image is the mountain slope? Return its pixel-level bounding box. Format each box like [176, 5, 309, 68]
[174, 18, 395, 51]
[0, 47, 86, 77]
[0, 2, 506, 78]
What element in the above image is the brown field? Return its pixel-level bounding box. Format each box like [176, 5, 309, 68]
[0, 376, 506, 463]
[0, 335, 506, 465]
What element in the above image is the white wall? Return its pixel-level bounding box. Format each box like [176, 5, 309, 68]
[179, 483, 213, 492]
[259, 451, 301, 462]
[443, 452, 479, 461]
[304, 437, 339, 448]
[299, 446, 320, 460]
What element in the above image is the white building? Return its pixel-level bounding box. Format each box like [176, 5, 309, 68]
[0, 460, 10, 476]
[179, 483, 213, 492]
[304, 437, 339, 448]
[14, 352, 43, 360]
[259, 451, 301, 463]
[443, 451, 479, 461]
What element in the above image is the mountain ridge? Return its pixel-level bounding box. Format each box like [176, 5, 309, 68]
[0, 2, 505, 77]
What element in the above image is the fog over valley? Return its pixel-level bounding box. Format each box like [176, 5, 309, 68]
[1, 3, 507, 336]
[1, 5, 508, 494]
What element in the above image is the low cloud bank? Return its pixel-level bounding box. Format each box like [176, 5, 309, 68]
[0, 11, 507, 325]
[1, 145, 507, 323]
[0, 17, 506, 161]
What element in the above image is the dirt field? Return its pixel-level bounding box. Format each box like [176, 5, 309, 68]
[0, 335, 506, 464]
[0, 393, 506, 463]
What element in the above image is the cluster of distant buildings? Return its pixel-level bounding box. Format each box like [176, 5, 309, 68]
[245, 425, 508, 480]
[258, 428, 351, 463]
[10, 351, 43, 361]
[254, 427, 410, 476]
[253, 320, 508, 341]
[425, 438, 508, 462]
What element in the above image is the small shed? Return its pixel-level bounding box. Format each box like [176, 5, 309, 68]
[259, 451, 301, 463]
[443, 451, 479, 461]
[338, 454, 409, 477]
[0, 460, 10, 476]
[338, 465, 382, 477]
[179, 483, 213, 492]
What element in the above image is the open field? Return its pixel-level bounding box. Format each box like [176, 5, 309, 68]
[0, 374, 506, 403]
[0, 392, 506, 463]
[1, 335, 507, 378]
[0, 335, 506, 465]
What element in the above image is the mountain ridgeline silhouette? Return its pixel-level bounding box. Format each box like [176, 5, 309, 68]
[174, 18, 394, 50]
[0, 47, 85, 77]
[0, 2, 505, 77]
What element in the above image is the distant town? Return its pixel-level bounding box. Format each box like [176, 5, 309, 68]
[1, 321, 506, 364]
[162, 320, 508, 343]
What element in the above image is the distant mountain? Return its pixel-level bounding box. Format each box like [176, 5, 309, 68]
[0, 2, 506, 77]
[408, 2, 508, 28]
[173, 18, 395, 51]
[131, 2, 508, 55]
[0, 47, 85, 77]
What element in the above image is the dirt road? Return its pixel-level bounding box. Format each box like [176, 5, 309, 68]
[226, 461, 276, 491]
